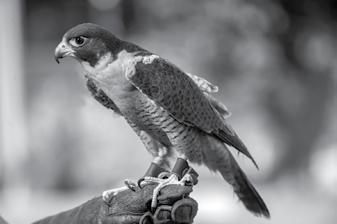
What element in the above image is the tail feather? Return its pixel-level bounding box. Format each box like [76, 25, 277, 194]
[232, 167, 270, 217]
[201, 136, 270, 218]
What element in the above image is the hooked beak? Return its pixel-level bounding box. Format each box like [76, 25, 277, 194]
[54, 40, 75, 63]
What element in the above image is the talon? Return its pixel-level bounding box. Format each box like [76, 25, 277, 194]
[124, 179, 137, 191]
[157, 171, 171, 179]
[137, 177, 145, 188]
[102, 185, 130, 203]
[102, 189, 117, 203]
[102, 191, 111, 202]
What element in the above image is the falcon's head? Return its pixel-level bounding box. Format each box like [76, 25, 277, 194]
[54, 23, 122, 67]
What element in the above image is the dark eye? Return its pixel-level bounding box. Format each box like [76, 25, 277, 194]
[75, 37, 84, 45]
[69, 36, 87, 47]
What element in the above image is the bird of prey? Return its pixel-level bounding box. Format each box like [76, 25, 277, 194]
[55, 23, 270, 218]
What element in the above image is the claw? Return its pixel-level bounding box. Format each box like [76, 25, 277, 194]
[137, 177, 145, 189]
[124, 179, 137, 192]
[157, 171, 171, 179]
[102, 186, 127, 203]
[102, 179, 138, 203]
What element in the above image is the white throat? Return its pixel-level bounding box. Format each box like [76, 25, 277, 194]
[81, 52, 114, 74]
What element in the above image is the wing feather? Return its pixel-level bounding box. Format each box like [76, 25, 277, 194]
[126, 57, 258, 167]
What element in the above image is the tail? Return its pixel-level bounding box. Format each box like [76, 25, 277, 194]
[201, 135, 270, 218]
[230, 166, 270, 217]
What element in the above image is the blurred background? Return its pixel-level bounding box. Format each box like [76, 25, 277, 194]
[0, 0, 336, 223]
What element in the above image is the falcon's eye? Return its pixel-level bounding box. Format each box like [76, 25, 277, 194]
[69, 36, 87, 47]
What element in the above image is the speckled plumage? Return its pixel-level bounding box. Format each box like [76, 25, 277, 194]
[55, 23, 270, 218]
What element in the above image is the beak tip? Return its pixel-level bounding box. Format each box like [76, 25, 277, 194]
[54, 41, 66, 64]
[54, 52, 61, 64]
